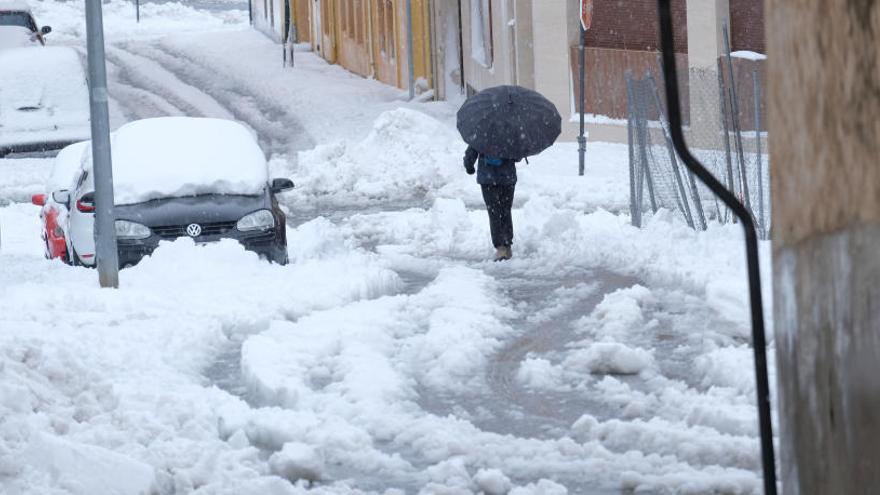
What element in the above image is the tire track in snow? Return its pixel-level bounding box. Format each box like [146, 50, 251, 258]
[114, 40, 314, 158]
[105, 45, 236, 122]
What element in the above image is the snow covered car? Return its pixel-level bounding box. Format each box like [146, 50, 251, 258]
[0, 2, 51, 49]
[30, 141, 90, 262]
[0, 46, 90, 155]
[66, 117, 293, 267]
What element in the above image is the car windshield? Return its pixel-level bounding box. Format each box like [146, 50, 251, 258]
[0, 11, 35, 30]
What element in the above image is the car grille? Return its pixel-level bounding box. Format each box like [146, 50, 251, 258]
[151, 221, 237, 239]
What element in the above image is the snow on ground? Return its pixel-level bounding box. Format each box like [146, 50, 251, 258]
[29, 0, 247, 43]
[1, 1, 776, 493]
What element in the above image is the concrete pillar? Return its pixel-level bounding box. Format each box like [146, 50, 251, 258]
[530, 0, 571, 136]
[686, 0, 728, 148]
[769, 0, 880, 493]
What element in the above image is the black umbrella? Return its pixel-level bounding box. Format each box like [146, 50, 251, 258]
[456, 85, 562, 160]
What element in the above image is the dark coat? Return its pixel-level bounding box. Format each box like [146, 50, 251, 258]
[463, 146, 518, 186]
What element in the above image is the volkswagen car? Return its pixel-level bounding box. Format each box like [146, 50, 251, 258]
[65, 117, 294, 267]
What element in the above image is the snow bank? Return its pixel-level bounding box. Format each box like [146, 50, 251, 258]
[294, 108, 465, 205]
[0, 215, 401, 494]
[292, 109, 629, 212]
[0, 158, 52, 205]
[95, 117, 268, 204]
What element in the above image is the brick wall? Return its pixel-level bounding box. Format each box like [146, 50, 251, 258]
[584, 0, 688, 53]
[729, 0, 765, 52]
[570, 47, 690, 122]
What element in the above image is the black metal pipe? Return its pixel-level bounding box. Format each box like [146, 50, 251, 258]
[655, 2, 777, 494]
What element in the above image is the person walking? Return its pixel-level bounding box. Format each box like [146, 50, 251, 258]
[463, 145, 519, 261]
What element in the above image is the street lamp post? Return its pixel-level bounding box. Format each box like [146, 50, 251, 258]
[84, 0, 120, 288]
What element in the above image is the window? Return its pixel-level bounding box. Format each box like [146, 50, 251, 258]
[0, 12, 35, 31]
[470, 0, 493, 68]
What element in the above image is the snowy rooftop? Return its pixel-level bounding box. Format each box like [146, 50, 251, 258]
[93, 117, 269, 205]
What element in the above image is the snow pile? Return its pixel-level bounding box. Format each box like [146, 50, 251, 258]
[95, 117, 268, 205]
[563, 342, 654, 375]
[294, 108, 466, 205]
[0, 46, 91, 148]
[0, 158, 52, 205]
[268, 442, 325, 482]
[0, 215, 401, 494]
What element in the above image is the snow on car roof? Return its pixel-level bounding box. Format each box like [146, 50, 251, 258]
[0, 1, 31, 12]
[48, 141, 89, 193]
[92, 117, 268, 205]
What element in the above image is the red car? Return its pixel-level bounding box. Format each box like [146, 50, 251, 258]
[31, 141, 89, 262]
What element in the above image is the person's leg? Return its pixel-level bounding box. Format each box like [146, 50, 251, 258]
[498, 184, 515, 248]
[481, 185, 504, 248]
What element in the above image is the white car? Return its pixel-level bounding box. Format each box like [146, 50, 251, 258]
[65, 117, 293, 268]
[30, 141, 90, 262]
[64, 160, 97, 266]
[0, 46, 90, 155]
[0, 2, 51, 50]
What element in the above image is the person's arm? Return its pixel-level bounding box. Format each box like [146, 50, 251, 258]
[463, 146, 478, 175]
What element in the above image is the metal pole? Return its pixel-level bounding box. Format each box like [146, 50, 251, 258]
[136, 0, 140, 23]
[625, 71, 639, 226]
[85, 0, 120, 288]
[753, 69, 765, 238]
[646, 73, 705, 230]
[722, 21, 752, 216]
[717, 58, 735, 222]
[406, 0, 415, 100]
[578, 26, 586, 176]
[248, 0, 253, 25]
[657, 3, 777, 493]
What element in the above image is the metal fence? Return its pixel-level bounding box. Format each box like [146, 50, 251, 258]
[626, 53, 770, 239]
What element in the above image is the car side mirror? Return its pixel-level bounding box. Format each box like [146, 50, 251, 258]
[270, 178, 295, 193]
[41, 26, 52, 35]
[31, 194, 46, 206]
[52, 190, 69, 204]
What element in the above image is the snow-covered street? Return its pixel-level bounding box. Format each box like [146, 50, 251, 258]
[1, 2, 775, 494]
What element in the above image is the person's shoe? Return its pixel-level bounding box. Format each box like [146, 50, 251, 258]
[493, 246, 512, 261]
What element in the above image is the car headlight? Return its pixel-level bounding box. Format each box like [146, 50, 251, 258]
[237, 210, 275, 231]
[115, 220, 151, 239]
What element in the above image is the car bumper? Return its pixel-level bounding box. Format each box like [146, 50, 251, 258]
[117, 229, 288, 268]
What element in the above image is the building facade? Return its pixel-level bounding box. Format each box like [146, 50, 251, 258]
[433, 0, 765, 142]
[269, 1, 765, 144]
[290, 0, 434, 93]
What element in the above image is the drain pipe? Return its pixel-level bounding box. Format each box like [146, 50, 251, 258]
[655, 1, 777, 494]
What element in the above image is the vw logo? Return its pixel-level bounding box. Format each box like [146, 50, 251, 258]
[186, 223, 202, 237]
